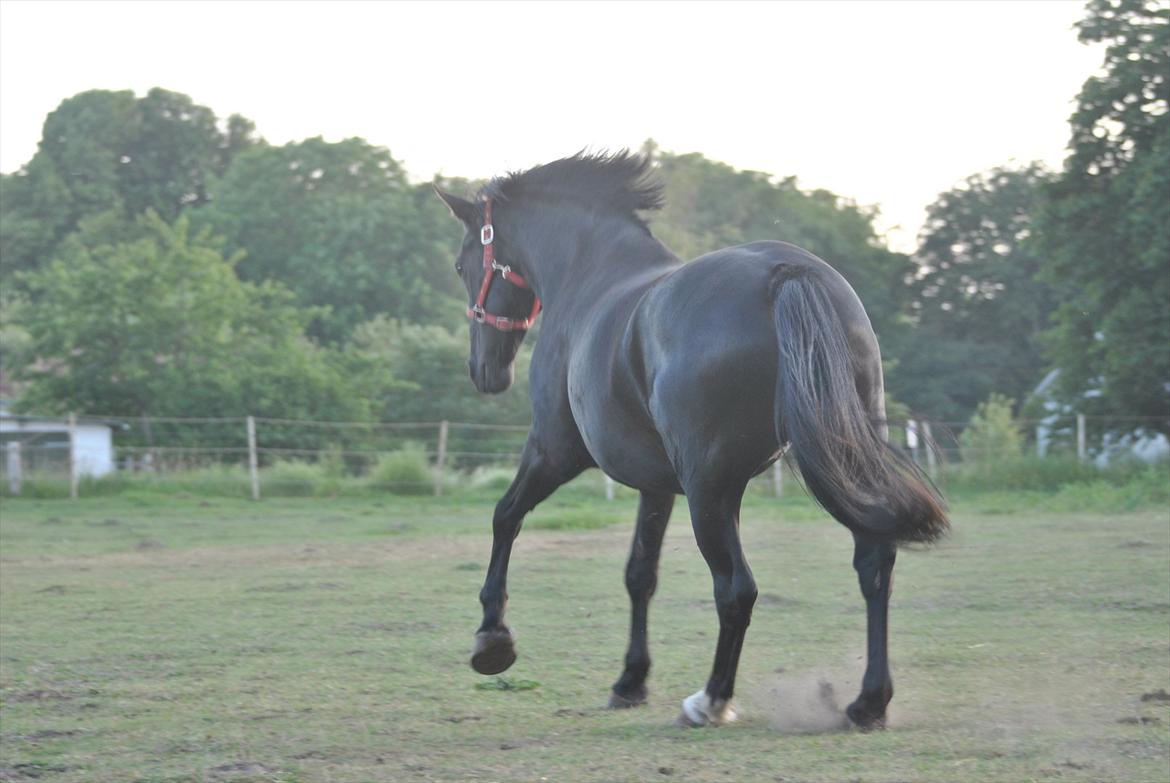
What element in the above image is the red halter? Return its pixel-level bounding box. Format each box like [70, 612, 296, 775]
[466, 199, 542, 332]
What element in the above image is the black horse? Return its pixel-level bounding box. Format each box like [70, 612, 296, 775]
[435, 152, 947, 729]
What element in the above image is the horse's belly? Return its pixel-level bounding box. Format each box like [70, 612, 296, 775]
[567, 376, 681, 494]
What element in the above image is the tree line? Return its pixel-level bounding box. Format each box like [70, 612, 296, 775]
[1, 0, 1165, 447]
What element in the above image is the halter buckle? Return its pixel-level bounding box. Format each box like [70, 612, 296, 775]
[470, 304, 486, 323]
[492, 260, 512, 279]
[480, 224, 494, 245]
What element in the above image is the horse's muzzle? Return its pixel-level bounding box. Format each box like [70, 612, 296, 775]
[470, 360, 514, 394]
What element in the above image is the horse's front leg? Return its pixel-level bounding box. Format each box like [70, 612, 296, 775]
[609, 491, 675, 708]
[472, 447, 578, 674]
[846, 532, 897, 729]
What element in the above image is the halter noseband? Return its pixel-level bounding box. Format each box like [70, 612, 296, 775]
[466, 198, 542, 332]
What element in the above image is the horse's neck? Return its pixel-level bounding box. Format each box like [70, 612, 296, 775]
[521, 210, 677, 314]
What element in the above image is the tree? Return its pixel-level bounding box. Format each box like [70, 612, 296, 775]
[891, 164, 1054, 423]
[17, 211, 364, 427]
[347, 316, 532, 425]
[1037, 0, 1170, 432]
[192, 138, 464, 343]
[643, 144, 915, 346]
[0, 88, 260, 286]
[345, 317, 533, 464]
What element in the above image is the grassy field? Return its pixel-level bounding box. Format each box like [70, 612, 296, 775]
[1, 485, 1168, 783]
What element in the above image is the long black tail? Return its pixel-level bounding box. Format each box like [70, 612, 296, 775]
[772, 267, 948, 545]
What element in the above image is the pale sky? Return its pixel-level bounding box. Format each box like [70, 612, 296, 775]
[0, 0, 1103, 253]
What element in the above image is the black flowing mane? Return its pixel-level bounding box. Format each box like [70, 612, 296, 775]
[479, 151, 665, 227]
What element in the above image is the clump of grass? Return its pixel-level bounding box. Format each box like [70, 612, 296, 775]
[145, 465, 252, 497]
[944, 455, 1098, 493]
[366, 444, 433, 496]
[467, 465, 516, 493]
[943, 456, 1168, 509]
[526, 509, 625, 531]
[474, 676, 540, 692]
[262, 460, 325, 497]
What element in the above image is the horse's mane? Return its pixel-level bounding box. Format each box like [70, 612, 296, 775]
[479, 151, 664, 225]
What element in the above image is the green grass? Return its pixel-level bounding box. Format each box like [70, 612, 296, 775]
[1, 488, 1167, 783]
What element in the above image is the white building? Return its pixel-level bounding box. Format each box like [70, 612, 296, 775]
[0, 410, 119, 479]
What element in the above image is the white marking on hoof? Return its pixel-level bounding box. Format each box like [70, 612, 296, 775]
[681, 689, 738, 727]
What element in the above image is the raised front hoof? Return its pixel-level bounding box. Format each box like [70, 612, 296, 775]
[675, 689, 738, 728]
[471, 629, 516, 675]
[607, 686, 648, 709]
[845, 700, 887, 731]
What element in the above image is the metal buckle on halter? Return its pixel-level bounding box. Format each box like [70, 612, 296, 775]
[491, 260, 512, 279]
[480, 224, 494, 245]
[470, 304, 486, 323]
[494, 316, 513, 330]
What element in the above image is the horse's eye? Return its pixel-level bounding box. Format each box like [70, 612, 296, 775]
[455, 263, 464, 275]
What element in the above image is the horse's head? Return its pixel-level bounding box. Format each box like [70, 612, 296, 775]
[434, 187, 538, 394]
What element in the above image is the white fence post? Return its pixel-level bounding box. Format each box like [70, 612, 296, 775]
[921, 420, 938, 479]
[604, 473, 616, 501]
[68, 412, 78, 499]
[434, 420, 449, 497]
[772, 459, 784, 498]
[1076, 414, 1087, 462]
[906, 419, 920, 466]
[6, 441, 21, 496]
[247, 415, 260, 501]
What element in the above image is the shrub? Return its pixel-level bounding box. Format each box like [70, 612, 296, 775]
[467, 465, 516, 493]
[367, 444, 433, 495]
[960, 393, 1023, 466]
[262, 460, 324, 497]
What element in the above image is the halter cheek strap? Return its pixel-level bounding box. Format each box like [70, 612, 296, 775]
[466, 198, 542, 332]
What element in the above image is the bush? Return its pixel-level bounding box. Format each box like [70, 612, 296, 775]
[467, 465, 516, 493]
[262, 460, 325, 497]
[142, 465, 252, 497]
[945, 455, 1096, 493]
[367, 444, 433, 495]
[960, 393, 1023, 466]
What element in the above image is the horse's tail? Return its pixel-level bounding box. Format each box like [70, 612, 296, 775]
[772, 267, 948, 545]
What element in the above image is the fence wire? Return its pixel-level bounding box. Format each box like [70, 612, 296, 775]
[1, 411, 1166, 499]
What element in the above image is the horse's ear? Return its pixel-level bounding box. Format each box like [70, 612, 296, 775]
[433, 185, 481, 228]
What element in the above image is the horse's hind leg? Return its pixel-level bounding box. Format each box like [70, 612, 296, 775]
[609, 491, 675, 708]
[846, 532, 897, 729]
[677, 484, 756, 727]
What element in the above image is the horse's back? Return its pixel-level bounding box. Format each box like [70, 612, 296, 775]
[567, 240, 883, 493]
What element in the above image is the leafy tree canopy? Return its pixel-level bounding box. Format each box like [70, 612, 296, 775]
[890, 164, 1054, 422]
[643, 142, 915, 345]
[192, 138, 465, 343]
[17, 211, 363, 425]
[1037, 0, 1170, 431]
[0, 88, 259, 285]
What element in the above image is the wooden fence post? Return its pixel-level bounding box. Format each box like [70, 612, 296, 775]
[1076, 413, 1087, 462]
[68, 412, 78, 499]
[6, 441, 21, 496]
[921, 420, 938, 479]
[247, 415, 260, 501]
[434, 420, 449, 497]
